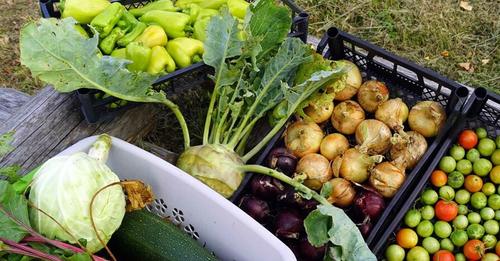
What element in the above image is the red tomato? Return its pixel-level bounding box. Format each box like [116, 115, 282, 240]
[435, 200, 458, 221]
[433, 250, 455, 261]
[464, 239, 485, 261]
[496, 241, 500, 256]
[458, 130, 478, 149]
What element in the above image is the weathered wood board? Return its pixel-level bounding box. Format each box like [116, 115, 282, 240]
[0, 87, 158, 171]
[0, 88, 31, 124]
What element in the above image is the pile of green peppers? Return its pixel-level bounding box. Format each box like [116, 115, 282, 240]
[60, 0, 250, 75]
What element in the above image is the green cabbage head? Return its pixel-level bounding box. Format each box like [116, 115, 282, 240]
[29, 144, 125, 253]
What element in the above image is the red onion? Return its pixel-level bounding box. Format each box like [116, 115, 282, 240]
[239, 195, 270, 223]
[357, 80, 389, 113]
[298, 237, 326, 261]
[266, 147, 297, 176]
[354, 190, 386, 220]
[250, 176, 285, 200]
[274, 209, 303, 239]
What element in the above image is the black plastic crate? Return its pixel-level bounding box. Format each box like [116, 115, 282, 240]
[230, 27, 470, 252]
[39, 0, 309, 123]
[372, 87, 500, 258]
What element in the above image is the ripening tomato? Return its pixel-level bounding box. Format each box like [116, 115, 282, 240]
[431, 170, 448, 187]
[435, 200, 458, 221]
[458, 130, 478, 150]
[432, 250, 455, 261]
[396, 228, 418, 249]
[465, 175, 483, 193]
[496, 241, 500, 256]
[463, 239, 485, 261]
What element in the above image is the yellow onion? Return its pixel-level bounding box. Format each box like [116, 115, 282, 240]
[369, 161, 405, 198]
[331, 155, 342, 178]
[285, 121, 324, 158]
[326, 178, 356, 207]
[327, 60, 362, 101]
[296, 153, 332, 190]
[357, 80, 389, 113]
[375, 98, 409, 133]
[355, 119, 392, 155]
[408, 101, 446, 137]
[303, 92, 335, 124]
[338, 148, 383, 183]
[331, 100, 365, 135]
[320, 133, 350, 160]
[390, 131, 428, 169]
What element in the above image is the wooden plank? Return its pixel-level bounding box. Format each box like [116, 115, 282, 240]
[0, 86, 158, 171]
[0, 88, 31, 123]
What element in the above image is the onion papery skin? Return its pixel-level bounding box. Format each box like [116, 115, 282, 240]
[375, 98, 409, 132]
[369, 161, 406, 198]
[339, 148, 379, 183]
[328, 60, 362, 101]
[326, 178, 356, 207]
[408, 101, 446, 138]
[285, 121, 324, 158]
[320, 133, 349, 161]
[390, 131, 428, 169]
[331, 100, 365, 135]
[296, 153, 332, 190]
[357, 80, 389, 113]
[355, 119, 392, 155]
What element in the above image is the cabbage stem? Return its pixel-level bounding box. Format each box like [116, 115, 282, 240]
[238, 164, 330, 206]
[88, 134, 112, 162]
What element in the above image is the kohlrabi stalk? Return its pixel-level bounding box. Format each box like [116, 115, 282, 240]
[88, 134, 112, 162]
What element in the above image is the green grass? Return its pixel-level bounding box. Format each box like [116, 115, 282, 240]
[296, 0, 499, 93]
[1, 0, 498, 93]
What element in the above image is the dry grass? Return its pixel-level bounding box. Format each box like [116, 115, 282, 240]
[297, 0, 499, 93]
[1, 0, 498, 94]
[0, 0, 41, 94]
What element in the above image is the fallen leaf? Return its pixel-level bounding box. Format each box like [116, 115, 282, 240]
[481, 59, 490, 65]
[424, 56, 430, 61]
[440, 51, 449, 57]
[460, 1, 473, 11]
[458, 62, 474, 73]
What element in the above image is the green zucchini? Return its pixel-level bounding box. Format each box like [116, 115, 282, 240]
[108, 210, 218, 261]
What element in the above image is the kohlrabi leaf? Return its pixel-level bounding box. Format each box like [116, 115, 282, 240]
[0, 180, 30, 242]
[0, 166, 21, 184]
[249, 0, 291, 59]
[0, 132, 14, 157]
[306, 204, 377, 261]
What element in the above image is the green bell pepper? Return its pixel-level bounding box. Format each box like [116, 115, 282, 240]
[117, 22, 147, 47]
[134, 25, 168, 47]
[228, 0, 249, 19]
[166, 37, 204, 68]
[198, 8, 219, 19]
[116, 10, 138, 32]
[182, 4, 201, 23]
[99, 27, 125, 55]
[147, 46, 176, 74]
[129, 0, 178, 17]
[193, 17, 210, 41]
[126, 42, 152, 72]
[90, 2, 124, 38]
[175, 0, 227, 10]
[139, 10, 191, 39]
[74, 24, 89, 38]
[110, 48, 127, 59]
[61, 0, 110, 24]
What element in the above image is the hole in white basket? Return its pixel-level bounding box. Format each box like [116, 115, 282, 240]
[184, 224, 199, 240]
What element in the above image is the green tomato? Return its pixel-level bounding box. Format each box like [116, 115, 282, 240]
[473, 158, 493, 176]
[482, 182, 496, 196]
[455, 253, 466, 261]
[489, 194, 500, 210]
[404, 209, 422, 228]
[421, 189, 439, 205]
[417, 220, 434, 237]
[468, 212, 481, 224]
[496, 136, 500, 149]
[422, 237, 440, 254]
[450, 229, 468, 247]
[421, 205, 435, 220]
[482, 252, 500, 261]
[484, 219, 499, 235]
[496, 210, 500, 220]
[440, 238, 454, 252]
[467, 223, 485, 239]
[434, 221, 452, 238]
[455, 189, 471, 204]
[471, 192, 488, 209]
[456, 159, 473, 175]
[458, 204, 469, 215]
[467, 149, 481, 163]
[447, 171, 465, 189]
[439, 156, 456, 173]
[406, 246, 429, 261]
[453, 215, 469, 229]
[480, 207, 495, 220]
[385, 244, 405, 261]
[439, 186, 455, 201]
[478, 138, 496, 156]
[450, 145, 465, 160]
[476, 128, 488, 139]
[482, 234, 497, 249]
[491, 149, 500, 166]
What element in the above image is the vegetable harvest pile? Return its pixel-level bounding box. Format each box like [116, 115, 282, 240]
[10, 0, 455, 259]
[386, 129, 500, 261]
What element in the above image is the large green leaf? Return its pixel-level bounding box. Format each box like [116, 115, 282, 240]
[0, 181, 30, 242]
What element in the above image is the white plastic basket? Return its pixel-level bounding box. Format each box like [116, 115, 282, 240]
[57, 135, 296, 261]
